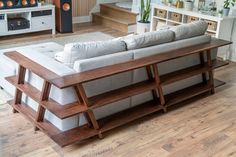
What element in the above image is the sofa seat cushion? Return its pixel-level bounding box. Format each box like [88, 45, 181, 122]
[170, 21, 208, 40]
[123, 29, 174, 50]
[56, 40, 127, 68]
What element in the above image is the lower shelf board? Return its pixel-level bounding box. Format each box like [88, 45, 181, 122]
[214, 79, 225, 87]
[6, 79, 226, 147]
[213, 59, 229, 69]
[165, 82, 212, 107]
[98, 100, 163, 133]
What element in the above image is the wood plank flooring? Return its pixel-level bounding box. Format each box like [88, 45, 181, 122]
[1, 23, 236, 157]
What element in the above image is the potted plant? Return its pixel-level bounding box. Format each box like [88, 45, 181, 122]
[218, 9, 223, 17]
[184, 0, 194, 11]
[223, 0, 236, 16]
[38, 0, 45, 6]
[137, 0, 151, 34]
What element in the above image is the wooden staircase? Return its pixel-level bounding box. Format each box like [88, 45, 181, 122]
[92, 3, 138, 33]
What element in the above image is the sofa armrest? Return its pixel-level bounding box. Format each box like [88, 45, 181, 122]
[16, 47, 76, 77]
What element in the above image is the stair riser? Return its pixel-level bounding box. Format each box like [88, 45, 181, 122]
[100, 5, 137, 23]
[93, 14, 128, 33]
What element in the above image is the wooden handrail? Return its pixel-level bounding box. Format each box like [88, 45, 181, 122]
[49, 39, 232, 89]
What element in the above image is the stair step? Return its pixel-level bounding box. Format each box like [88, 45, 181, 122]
[93, 12, 136, 25]
[100, 3, 138, 24]
[89, 80, 157, 109]
[6, 76, 87, 119]
[100, 3, 138, 16]
[92, 12, 136, 33]
[160, 63, 211, 85]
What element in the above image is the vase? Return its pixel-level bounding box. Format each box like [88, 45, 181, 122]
[223, 8, 230, 16]
[136, 21, 150, 34]
[184, 1, 194, 11]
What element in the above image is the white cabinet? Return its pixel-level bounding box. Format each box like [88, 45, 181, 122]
[0, 4, 55, 37]
[31, 16, 53, 31]
[150, 4, 235, 60]
[0, 20, 7, 33]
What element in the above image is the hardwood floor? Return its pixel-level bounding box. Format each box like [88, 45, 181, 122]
[1, 24, 236, 156]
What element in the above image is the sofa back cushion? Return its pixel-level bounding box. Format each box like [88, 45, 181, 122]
[170, 20, 208, 40]
[123, 29, 174, 50]
[55, 40, 127, 68]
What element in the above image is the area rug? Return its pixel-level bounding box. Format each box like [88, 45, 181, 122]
[0, 32, 114, 49]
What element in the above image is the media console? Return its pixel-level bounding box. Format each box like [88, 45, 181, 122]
[0, 4, 55, 36]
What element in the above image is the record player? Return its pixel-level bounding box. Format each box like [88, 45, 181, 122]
[8, 17, 30, 30]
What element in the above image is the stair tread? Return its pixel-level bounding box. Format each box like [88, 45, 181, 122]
[100, 3, 139, 16]
[93, 12, 136, 25]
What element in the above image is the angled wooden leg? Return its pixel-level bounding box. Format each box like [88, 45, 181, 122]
[146, 65, 159, 102]
[152, 64, 167, 113]
[13, 65, 26, 113]
[74, 85, 93, 127]
[35, 81, 51, 131]
[206, 50, 215, 94]
[76, 84, 102, 138]
[199, 52, 207, 84]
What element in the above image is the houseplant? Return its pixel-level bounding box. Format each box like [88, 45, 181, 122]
[137, 0, 151, 34]
[223, 0, 236, 16]
[218, 9, 223, 17]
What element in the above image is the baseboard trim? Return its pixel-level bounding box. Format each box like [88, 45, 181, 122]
[73, 16, 91, 24]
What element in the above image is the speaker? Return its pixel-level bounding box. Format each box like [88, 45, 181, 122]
[54, 0, 73, 33]
[0, 0, 37, 10]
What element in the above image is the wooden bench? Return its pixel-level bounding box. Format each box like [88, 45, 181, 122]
[4, 38, 231, 147]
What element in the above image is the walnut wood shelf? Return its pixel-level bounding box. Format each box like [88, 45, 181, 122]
[4, 38, 232, 147]
[214, 79, 226, 87]
[6, 76, 87, 119]
[160, 63, 211, 85]
[8, 100, 61, 136]
[213, 59, 229, 69]
[88, 80, 156, 108]
[165, 81, 212, 107]
[98, 100, 162, 132]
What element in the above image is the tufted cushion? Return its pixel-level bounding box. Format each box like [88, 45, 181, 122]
[55, 40, 127, 68]
[123, 29, 174, 50]
[170, 21, 208, 40]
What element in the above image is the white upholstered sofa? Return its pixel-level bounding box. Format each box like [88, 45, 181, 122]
[0, 21, 216, 131]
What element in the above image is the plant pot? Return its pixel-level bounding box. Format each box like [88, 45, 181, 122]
[184, 1, 194, 11]
[223, 8, 230, 16]
[136, 21, 150, 34]
[38, 2, 42, 7]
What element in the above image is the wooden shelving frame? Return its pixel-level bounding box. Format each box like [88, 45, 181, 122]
[4, 39, 231, 147]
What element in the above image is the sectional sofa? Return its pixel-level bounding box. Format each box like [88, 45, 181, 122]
[0, 21, 217, 131]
